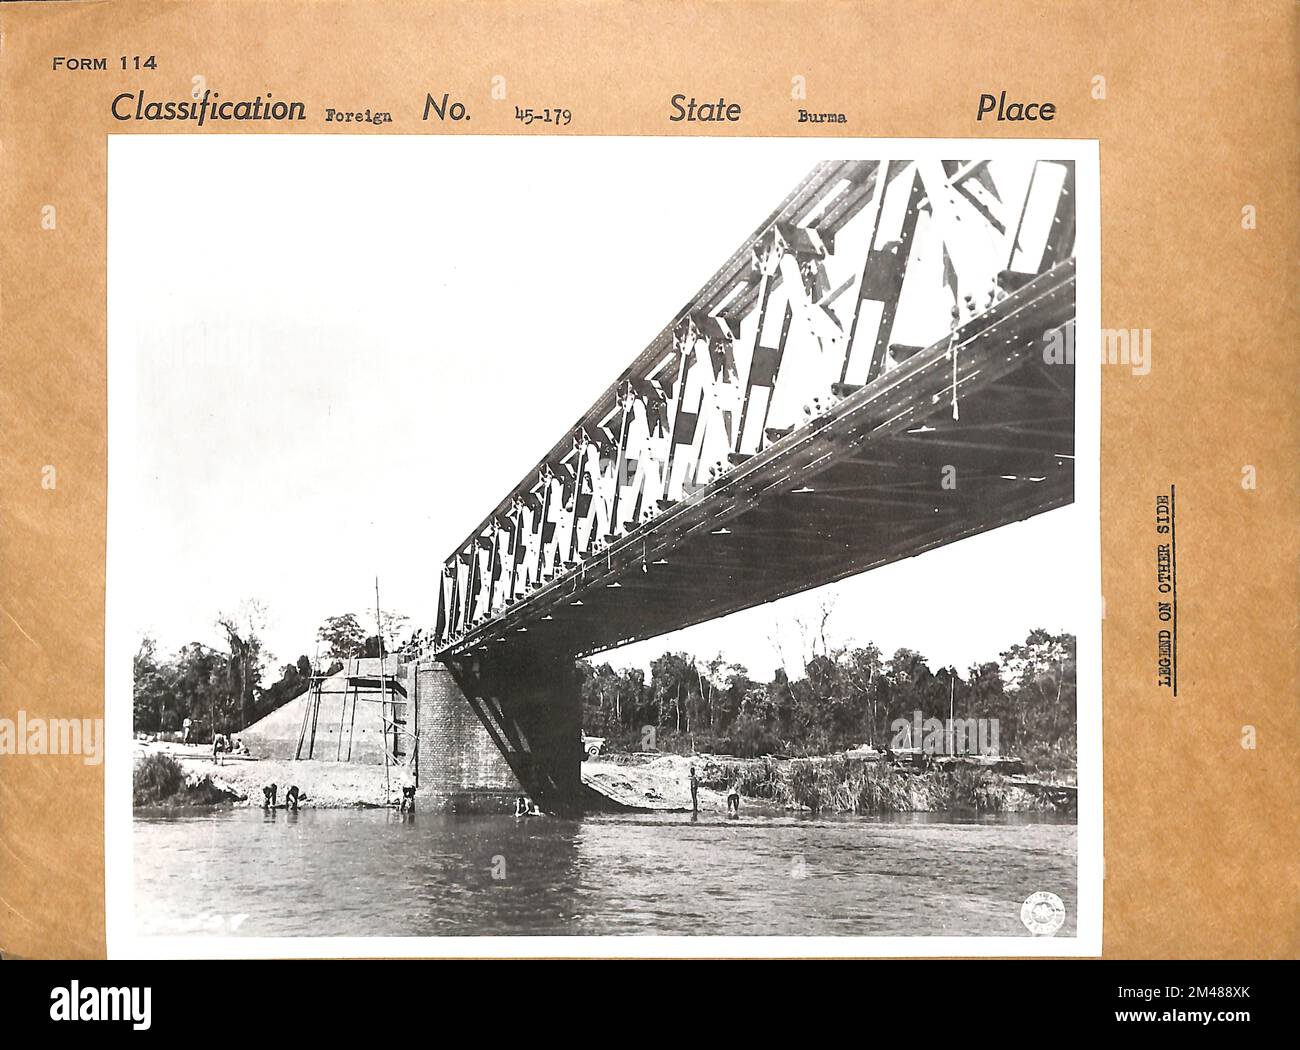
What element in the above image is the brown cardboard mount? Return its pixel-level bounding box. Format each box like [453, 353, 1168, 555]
[0, 0, 1296, 959]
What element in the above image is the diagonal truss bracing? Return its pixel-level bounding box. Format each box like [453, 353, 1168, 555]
[436, 157, 1078, 660]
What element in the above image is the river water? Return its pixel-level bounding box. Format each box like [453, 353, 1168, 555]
[133, 808, 1076, 938]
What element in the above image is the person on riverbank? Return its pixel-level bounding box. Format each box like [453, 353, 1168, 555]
[727, 784, 740, 816]
[689, 765, 699, 813]
[182, 716, 192, 744]
[263, 783, 278, 808]
[285, 785, 304, 811]
[515, 795, 529, 817]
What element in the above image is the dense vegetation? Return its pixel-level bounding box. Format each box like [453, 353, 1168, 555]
[133, 598, 1075, 774]
[132, 605, 417, 739]
[580, 628, 1077, 771]
[133, 637, 318, 738]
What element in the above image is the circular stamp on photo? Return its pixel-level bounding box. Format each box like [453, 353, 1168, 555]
[1020, 891, 1066, 936]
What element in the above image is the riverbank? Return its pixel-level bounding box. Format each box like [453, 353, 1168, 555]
[590, 752, 1075, 815]
[132, 740, 390, 808]
[582, 754, 731, 812]
[132, 739, 1074, 814]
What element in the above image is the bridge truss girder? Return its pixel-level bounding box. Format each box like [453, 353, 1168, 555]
[436, 156, 1078, 660]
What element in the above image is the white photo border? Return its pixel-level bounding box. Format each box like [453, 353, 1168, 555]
[105, 135, 1102, 959]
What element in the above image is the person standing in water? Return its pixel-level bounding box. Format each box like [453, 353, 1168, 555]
[689, 765, 699, 813]
[399, 756, 417, 812]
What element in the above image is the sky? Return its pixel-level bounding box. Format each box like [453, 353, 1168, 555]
[108, 135, 1088, 682]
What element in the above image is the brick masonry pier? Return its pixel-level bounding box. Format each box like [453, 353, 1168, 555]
[411, 660, 522, 813]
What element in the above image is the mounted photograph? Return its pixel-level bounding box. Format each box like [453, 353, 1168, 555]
[105, 136, 1101, 956]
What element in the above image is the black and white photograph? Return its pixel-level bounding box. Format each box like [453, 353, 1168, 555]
[106, 136, 1101, 957]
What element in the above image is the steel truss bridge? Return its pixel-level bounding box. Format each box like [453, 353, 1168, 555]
[435, 157, 1077, 669]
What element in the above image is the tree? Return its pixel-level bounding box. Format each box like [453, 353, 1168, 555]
[564, 628, 1075, 768]
[965, 660, 1008, 724]
[133, 637, 172, 733]
[844, 644, 884, 746]
[1000, 630, 1076, 765]
[882, 647, 936, 734]
[650, 652, 701, 735]
[317, 613, 366, 660]
[171, 642, 228, 737]
[375, 609, 410, 653]
[580, 662, 619, 736]
[577, 661, 651, 739]
[217, 600, 268, 730]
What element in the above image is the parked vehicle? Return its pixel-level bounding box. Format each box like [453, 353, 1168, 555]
[581, 734, 606, 760]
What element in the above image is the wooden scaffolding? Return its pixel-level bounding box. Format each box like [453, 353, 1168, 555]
[293, 658, 418, 803]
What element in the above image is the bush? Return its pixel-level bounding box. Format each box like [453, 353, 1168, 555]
[133, 752, 240, 807]
[133, 752, 186, 805]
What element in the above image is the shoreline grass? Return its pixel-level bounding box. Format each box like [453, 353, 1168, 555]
[701, 755, 1072, 815]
